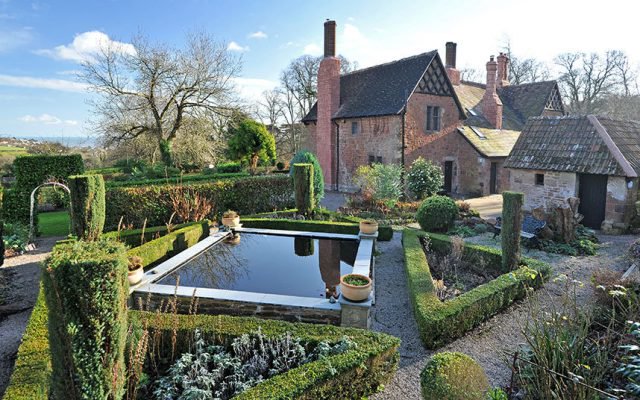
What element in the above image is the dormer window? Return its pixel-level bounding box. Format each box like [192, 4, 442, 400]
[426, 106, 441, 132]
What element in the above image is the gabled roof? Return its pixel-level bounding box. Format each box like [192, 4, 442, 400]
[504, 115, 640, 177]
[458, 126, 521, 158]
[301, 51, 465, 122]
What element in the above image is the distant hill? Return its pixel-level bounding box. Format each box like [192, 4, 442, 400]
[0, 135, 96, 149]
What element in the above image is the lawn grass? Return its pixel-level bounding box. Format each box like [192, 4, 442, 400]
[37, 210, 70, 237]
[0, 145, 28, 156]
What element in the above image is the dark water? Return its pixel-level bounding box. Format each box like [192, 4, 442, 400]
[158, 233, 359, 298]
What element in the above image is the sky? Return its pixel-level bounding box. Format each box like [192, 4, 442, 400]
[0, 0, 638, 138]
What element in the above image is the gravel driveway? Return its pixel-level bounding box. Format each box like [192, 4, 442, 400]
[371, 231, 635, 399]
[0, 237, 59, 398]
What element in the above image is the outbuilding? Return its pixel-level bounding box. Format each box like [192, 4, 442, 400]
[504, 115, 640, 232]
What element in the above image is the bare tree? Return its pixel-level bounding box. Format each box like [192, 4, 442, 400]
[502, 39, 550, 85]
[82, 32, 241, 165]
[555, 51, 625, 114]
[460, 67, 481, 83]
[256, 89, 284, 128]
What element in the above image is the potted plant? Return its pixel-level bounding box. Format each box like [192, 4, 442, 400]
[340, 273, 372, 302]
[359, 220, 378, 235]
[222, 210, 240, 227]
[128, 256, 144, 286]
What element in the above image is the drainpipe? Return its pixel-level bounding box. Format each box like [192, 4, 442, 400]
[334, 120, 340, 191]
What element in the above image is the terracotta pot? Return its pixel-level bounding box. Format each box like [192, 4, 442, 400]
[128, 267, 144, 286]
[222, 215, 240, 227]
[359, 220, 378, 235]
[340, 274, 372, 302]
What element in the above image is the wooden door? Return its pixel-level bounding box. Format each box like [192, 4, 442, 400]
[578, 174, 608, 229]
[490, 162, 498, 194]
[443, 161, 453, 193]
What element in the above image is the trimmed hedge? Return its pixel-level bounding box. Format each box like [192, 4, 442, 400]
[105, 171, 249, 188]
[130, 311, 399, 399]
[293, 163, 314, 215]
[126, 220, 210, 267]
[68, 174, 106, 241]
[104, 175, 294, 230]
[420, 352, 489, 400]
[403, 229, 550, 349]
[101, 220, 203, 248]
[5, 297, 399, 400]
[502, 191, 524, 272]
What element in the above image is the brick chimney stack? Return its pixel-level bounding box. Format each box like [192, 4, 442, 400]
[316, 19, 340, 188]
[445, 42, 460, 85]
[482, 55, 503, 129]
[497, 52, 510, 87]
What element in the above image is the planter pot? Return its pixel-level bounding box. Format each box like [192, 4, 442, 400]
[222, 215, 240, 227]
[359, 220, 378, 235]
[128, 267, 144, 286]
[226, 234, 241, 245]
[340, 274, 372, 302]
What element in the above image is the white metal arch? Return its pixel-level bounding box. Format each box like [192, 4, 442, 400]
[29, 182, 72, 242]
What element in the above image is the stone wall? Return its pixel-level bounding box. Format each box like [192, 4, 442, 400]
[603, 176, 638, 231]
[509, 169, 578, 211]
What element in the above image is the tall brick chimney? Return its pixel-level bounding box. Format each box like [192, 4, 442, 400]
[482, 55, 503, 129]
[497, 52, 510, 87]
[316, 19, 340, 188]
[445, 42, 460, 85]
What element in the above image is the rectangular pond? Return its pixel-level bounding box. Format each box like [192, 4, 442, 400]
[131, 227, 376, 328]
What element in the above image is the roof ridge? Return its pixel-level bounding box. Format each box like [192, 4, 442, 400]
[460, 80, 486, 88]
[340, 50, 437, 77]
[592, 114, 640, 125]
[501, 80, 556, 89]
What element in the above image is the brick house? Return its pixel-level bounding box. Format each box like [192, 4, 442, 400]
[301, 20, 565, 196]
[504, 115, 640, 231]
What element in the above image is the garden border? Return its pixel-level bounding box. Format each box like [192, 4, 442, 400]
[403, 229, 551, 349]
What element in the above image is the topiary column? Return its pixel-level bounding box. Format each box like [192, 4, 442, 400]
[43, 239, 129, 400]
[69, 174, 106, 241]
[501, 191, 524, 272]
[293, 163, 315, 215]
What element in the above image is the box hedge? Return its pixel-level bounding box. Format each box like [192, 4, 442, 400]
[5, 287, 399, 400]
[104, 175, 294, 230]
[101, 220, 203, 248]
[104, 171, 249, 188]
[403, 229, 550, 349]
[68, 174, 106, 241]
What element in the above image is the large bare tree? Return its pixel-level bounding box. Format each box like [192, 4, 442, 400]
[502, 39, 550, 85]
[82, 32, 241, 165]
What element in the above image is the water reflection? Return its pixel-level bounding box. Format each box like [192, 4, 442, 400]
[157, 233, 358, 298]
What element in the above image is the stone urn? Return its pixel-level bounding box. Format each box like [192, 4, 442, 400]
[359, 220, 378, 235]
[222, 211, 240, 227]
[340, 273, 372, 302]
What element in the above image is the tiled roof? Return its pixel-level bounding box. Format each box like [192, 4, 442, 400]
[303, 51, 444, 121]
[504, 115, 640, 176]
[458, 126, 521, 158]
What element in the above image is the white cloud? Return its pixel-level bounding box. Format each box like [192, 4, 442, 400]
[227, 41, 249, 52]
[19, 113, 78, 126]
[233, 77, 278, 102]
[0, 26, 33, 52]
[0, 74, 88, 92]
[342, 23, 368, 51]
[36, 31, 135, 63]
[303, 43, 322, 56]
[248, 31, 267, 39]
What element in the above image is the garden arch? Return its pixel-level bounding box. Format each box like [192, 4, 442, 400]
[29, 182, 73, 242]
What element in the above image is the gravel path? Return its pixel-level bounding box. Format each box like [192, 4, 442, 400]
[0, 237, 59, 398]
[371, 231, 635, 399]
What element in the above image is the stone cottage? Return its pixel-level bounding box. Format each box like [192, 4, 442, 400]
[301, 19, 565, 195]
[504, 115, 640, 231]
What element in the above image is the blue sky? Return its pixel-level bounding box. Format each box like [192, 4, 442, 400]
[0, 0, 637, 138]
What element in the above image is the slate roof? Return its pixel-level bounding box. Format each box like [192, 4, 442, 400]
[504, 115, 640, 176]
[458, 126, 521, 158]
[303, 51, 453, 122]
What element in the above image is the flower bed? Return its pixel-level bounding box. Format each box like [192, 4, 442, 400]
[403, 229, 551, 349]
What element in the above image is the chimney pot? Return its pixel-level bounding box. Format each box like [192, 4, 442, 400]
[324, 20, 336, 58]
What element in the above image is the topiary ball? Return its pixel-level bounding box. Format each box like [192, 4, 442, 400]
[420, 352, 489, 400]
[416, 195, 458, 232]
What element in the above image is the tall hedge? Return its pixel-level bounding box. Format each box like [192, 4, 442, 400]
[4, 154, 84, 225]
[293, 163, 315, 215]
[502, 191, 524, 272]
[104, 175, 294, 230]
[42, 239, 128, 400]
[69, 174, 106, 241]
[289, 151, 324, 204]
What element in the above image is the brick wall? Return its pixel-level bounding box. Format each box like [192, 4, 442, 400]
[509, 169, 578, 210]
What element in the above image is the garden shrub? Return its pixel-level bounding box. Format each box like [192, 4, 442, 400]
[416, 195, 458, 232]
[289, 151, 324, 204]
[407, 157, 444, 200]
[104, 175, 294, 230]
[501, 191, 523, 272]
[353, 163, 403, 206]
[420, 352, 489, 400]
[42, 239, 128, 400]
[3, 221, 29, 254]
[68, 174, 105, 241]
[216, 161, 243, 173]
[403, 229, 550, 348]
[293, 163, 315, 215]
[228, 119, 276, 174]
